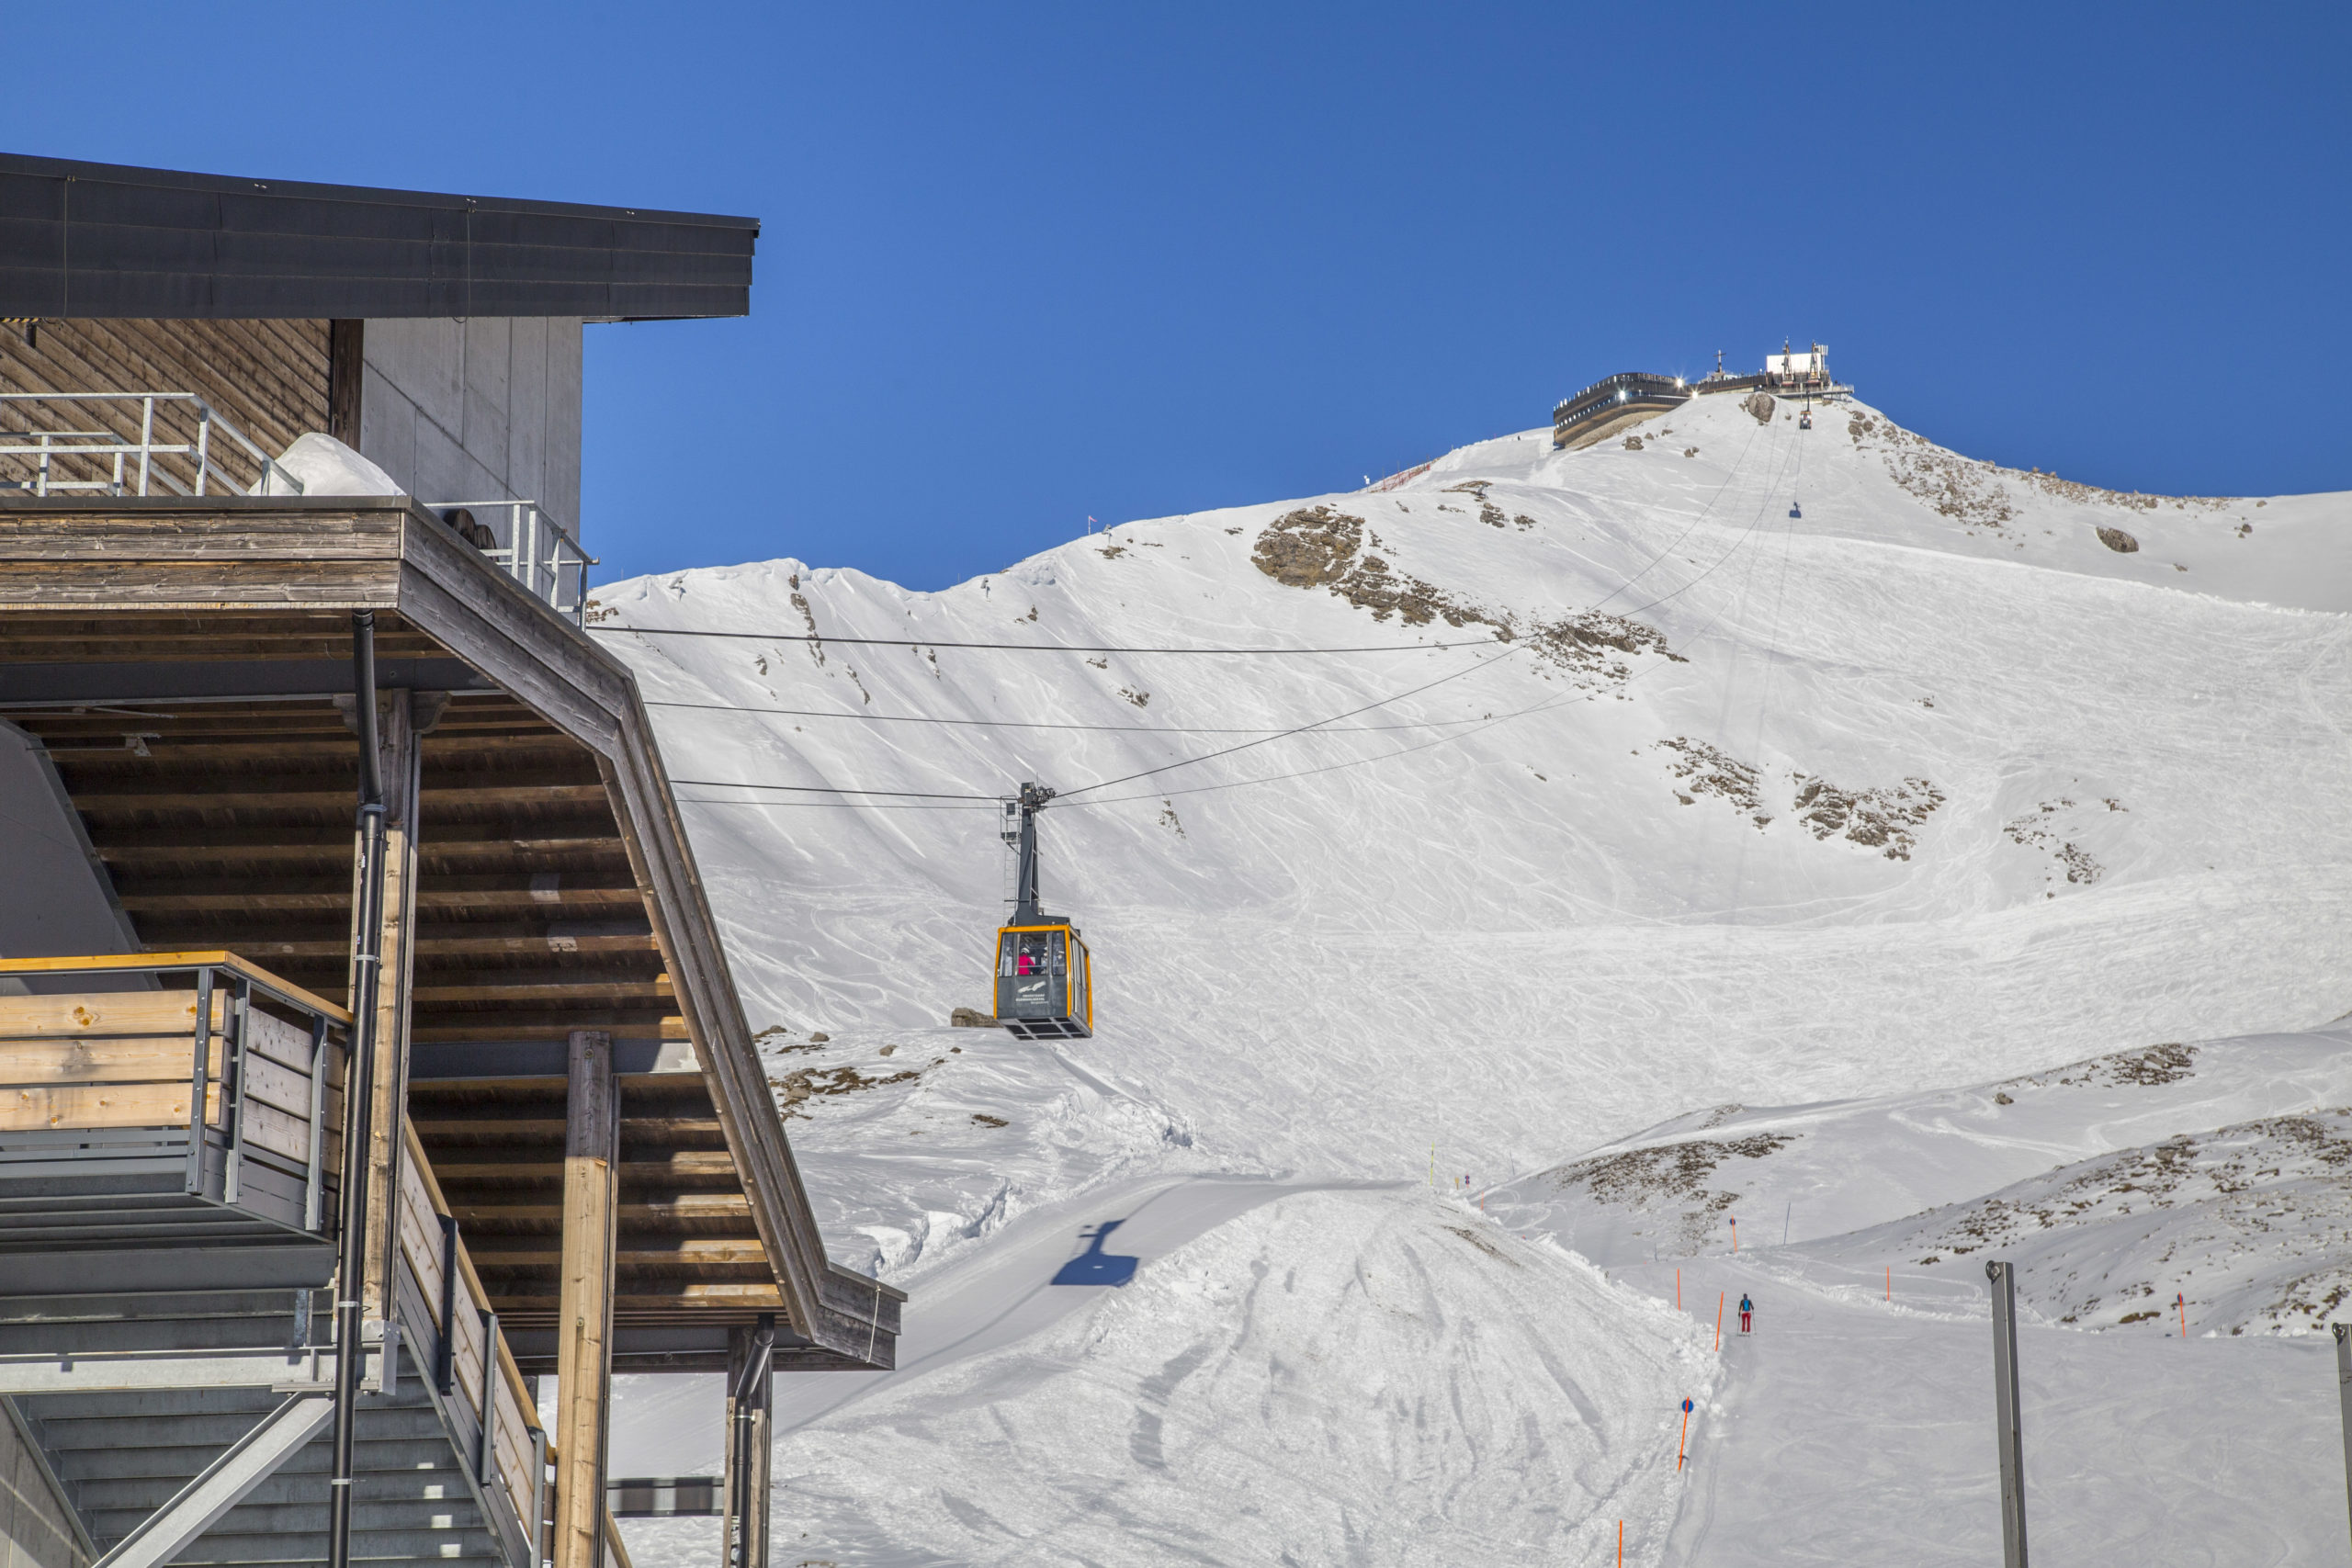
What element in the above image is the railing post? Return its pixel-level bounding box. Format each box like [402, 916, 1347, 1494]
[192, 402, 210, 496]
[1987, 1260, 2028, 1568]
[138, 395, 155, 495]
[304, 1016, 331, 1233]
[477, 1308, 499, 1483]
[35, 430, 51, 497]
[222, 978, 253, 1205]
[186, 968, 215, 1196]
[437, 1214, 459, 1395]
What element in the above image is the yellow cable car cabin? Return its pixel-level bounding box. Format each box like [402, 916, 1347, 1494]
[993, 921, 1092, 1040]
[990, 782, 1093, 1040]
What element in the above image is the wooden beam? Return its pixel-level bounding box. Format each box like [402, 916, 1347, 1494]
[359, 687, 426, 1325]
[555, 1029, 618, 1568]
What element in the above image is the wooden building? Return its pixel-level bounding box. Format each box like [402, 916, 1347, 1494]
[0, 153, 899, 1568]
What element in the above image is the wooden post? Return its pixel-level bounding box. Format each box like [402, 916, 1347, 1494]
[341, 686, 413, 1325]
[720, 1316, 775, 1568]
[555, 1030, 618, 1568]
[345, 689, 444, 1325]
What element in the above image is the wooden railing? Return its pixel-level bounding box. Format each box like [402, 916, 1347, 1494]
[398, 1120, 548, 1559]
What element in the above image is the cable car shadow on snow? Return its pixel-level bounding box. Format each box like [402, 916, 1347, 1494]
[1051, 1220, 1140, 1287]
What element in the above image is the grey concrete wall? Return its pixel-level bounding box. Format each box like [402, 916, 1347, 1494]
[356, 317, 584, 539]
[0, 1403, 86, 1568]
[0, 722, 139, 969]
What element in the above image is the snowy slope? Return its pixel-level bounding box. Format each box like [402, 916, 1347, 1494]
[603, 389, 2352, 1196]
[1485, 1027, 2352, 1269]
[594, 389, 2352, 1564]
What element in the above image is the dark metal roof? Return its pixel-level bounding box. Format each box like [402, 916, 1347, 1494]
[0, 152, 757, 321]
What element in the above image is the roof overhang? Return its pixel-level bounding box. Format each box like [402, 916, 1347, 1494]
[0, 152, 758, 321]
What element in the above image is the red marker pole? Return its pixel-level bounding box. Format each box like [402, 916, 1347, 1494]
[1713, 1292, 1725, 1351]
[1618, 1519, 1623, 1566]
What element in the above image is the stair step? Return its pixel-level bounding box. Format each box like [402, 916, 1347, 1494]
[164, 1526, 503, 1563]
[54, 1436, 467, 1482]
[77, 1469, 492, 1511]
[88, 1499, 486, 1537]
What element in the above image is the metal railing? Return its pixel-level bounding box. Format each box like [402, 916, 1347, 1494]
[0, 953, 346, 1244]
[0, 392, 304, 498]
[431, 499, 595, 626]
[397, 1120, 548, 1563]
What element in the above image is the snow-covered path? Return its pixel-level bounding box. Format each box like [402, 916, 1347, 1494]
[1635, 1257, 2343, 1566]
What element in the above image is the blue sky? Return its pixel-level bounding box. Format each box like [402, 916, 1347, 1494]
[5, 3, 2345, 590]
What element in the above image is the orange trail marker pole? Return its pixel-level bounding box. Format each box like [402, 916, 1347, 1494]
[1677, 1398, 1693, 1471]
[2177, 1292, 2187, 1337]
[1713, 1292, 1725, 1351]
[1730, 1216, 1738, 1253]
[1618, 1519, 1623, 1566]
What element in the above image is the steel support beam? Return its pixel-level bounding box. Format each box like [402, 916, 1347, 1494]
[720, 1317, 774, 1568]
[1986, 1260, 2028, 1568]
[90, 1392, 334, 1568]
[2335, 1324, 2352, 1562]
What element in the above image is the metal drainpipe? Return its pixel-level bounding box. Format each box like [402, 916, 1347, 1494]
[329, 612, 390, 1568]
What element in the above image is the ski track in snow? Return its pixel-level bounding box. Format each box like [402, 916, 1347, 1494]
[597, 392, 2352, 1563]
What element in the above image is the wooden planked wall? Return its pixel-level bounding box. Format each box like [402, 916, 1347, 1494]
[0, 319, 332, 494]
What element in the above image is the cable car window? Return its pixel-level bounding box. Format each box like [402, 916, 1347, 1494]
[1006, 931, 1063, 977]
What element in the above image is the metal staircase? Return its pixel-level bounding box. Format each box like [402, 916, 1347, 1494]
[16, 1385, 516, 1567]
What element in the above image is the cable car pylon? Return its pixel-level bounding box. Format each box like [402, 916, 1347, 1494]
[990, 781, 1094, 1040]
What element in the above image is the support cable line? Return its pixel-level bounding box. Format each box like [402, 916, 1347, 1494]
[1042, 641, 1531, 800]
[1613, 423, 1803, 620]
[644, 696, 1503, 737]
[651, 412, 1810, 817]
[669, 638, 1531, 806]
[594, 626, 1506, 655]
[1584, 413, 1770, 613]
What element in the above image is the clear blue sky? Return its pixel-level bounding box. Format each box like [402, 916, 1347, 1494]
[5, 3, 2345, 590]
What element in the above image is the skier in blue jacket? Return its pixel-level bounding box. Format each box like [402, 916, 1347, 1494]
[1739, 1293, 1753, 1334]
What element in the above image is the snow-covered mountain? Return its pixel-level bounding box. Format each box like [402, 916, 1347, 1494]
[594, 387, 2352, 1565]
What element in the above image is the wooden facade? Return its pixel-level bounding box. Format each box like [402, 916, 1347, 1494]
[0, 318, 334, 495]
